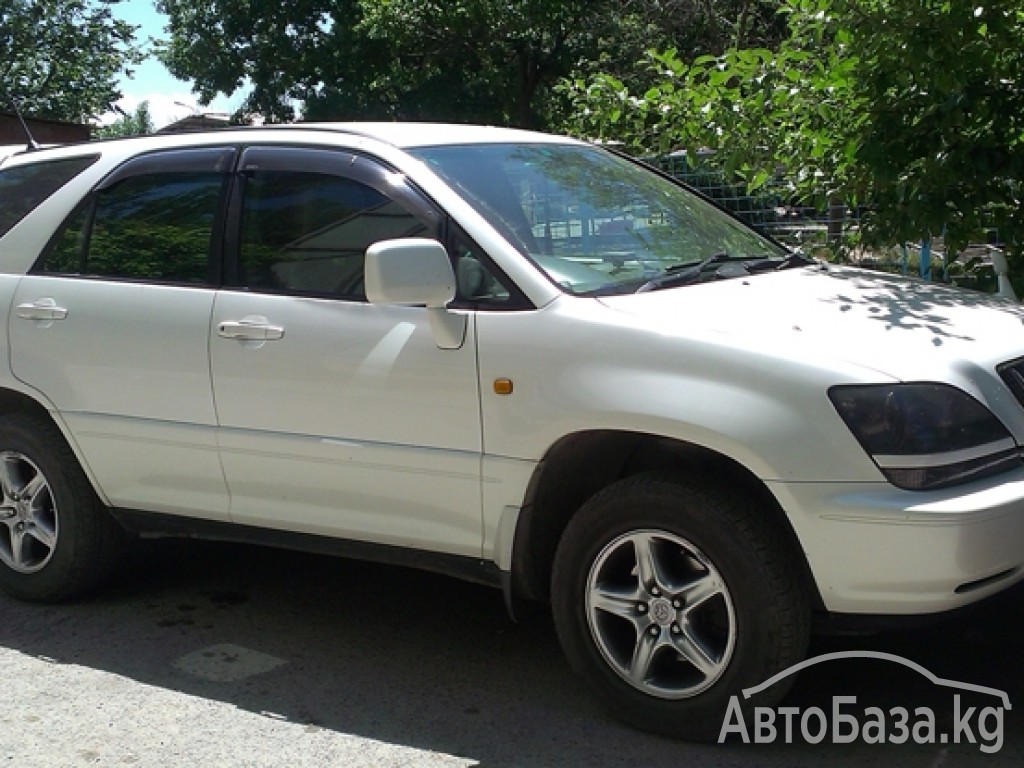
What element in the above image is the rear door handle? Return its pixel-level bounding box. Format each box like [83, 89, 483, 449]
[16, 299, 68, 321]
[217, 317, 285, 341]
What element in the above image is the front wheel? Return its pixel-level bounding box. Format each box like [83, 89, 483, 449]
[551, 474, 811, 741]
[0, 413, 124, 602]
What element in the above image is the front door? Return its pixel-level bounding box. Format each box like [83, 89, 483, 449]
[210, 147, 483, 556]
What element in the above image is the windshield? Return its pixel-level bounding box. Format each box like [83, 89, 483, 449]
[410, 142, 786, 295]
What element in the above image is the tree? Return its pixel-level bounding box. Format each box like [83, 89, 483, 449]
[1, 0, 141, 122]
[351, 0, 621, 127]
[158, 0, 625, 127]
[157, 0, 346, 123]
[837, 0, 1024, 265]
[157, 0, 754, 128]
[93, 100, 154, 138]
[563, 0, 1024, 284]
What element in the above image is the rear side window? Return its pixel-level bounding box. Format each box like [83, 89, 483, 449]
[39, 148, 233, 285]
[0, 155, 98, 238]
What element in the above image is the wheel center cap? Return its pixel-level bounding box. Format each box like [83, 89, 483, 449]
[650, 597, 674, 626]
[15, 500, 30, 521]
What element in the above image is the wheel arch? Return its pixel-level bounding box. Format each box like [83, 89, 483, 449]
[0, 387, 57, 423]
[508, 429, 823, 611]
[0, 387, 107, 504]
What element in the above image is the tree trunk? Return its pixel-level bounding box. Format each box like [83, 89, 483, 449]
[517, 50, 543, 128]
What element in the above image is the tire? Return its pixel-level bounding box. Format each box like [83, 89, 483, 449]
[551, 473, 811, 742]
[0, 412, 124, 602]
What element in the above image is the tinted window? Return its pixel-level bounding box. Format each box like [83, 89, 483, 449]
[238, 170, 430, 298]
[42, 171, 225, 283]
[412, 144, 784, 296]
[0, 155, 98, 238]
[450, 232, 515, 306]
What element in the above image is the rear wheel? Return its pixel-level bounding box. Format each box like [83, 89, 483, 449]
[551, 474, 811, 741]
[0, 413, 124, 602]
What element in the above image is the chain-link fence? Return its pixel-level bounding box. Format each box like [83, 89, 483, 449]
[653, 151, 854, 251]
[654, 151, 1011, 296]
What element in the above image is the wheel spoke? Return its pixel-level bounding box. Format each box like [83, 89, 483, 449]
[591, 584, 643, 623]
[633, 532, 671, 593]
[0, 522, 13, 569]
[21, 471, 47, 507]
[9, 526, 28, 568]
[672, 628, 721, 679]
[678, 571, 723, 612]
[628, 628, 660, 685]
[0, 455, 20, 503]
[26, 522, 55, 551]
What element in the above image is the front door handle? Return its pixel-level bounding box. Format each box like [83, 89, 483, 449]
[217, 317, 285, 341]
[16, 299, 68, 321]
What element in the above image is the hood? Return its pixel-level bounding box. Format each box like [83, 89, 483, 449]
[597, 264, 1024, 381]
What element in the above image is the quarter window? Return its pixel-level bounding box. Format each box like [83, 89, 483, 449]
[0, 155, 99, 238]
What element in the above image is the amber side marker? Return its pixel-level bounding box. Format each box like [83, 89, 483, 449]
[493, 378, 514, 395]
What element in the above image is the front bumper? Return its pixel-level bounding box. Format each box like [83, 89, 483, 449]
[768, 469, 1024, 614]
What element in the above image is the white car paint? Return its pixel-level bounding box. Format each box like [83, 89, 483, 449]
[210, 291, 483, 555]
[9, 276, 228, 520]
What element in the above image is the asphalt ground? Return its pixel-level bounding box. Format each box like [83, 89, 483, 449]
[1, 538, 1021, 767]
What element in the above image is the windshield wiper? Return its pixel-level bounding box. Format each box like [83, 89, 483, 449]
[635, 252, 813, 293]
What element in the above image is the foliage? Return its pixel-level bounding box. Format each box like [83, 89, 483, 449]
[157, 0, 624, 126]
[93, 100, 154, 138]
[563, 0, 1024, 285]
[573, 1, 787, 89]
[156, 0, 344, 123]
[349, 0, 621, 127]
[845, 0, 1024, 267]
[156, 1, 787, 128]
[0, 0, 141, 122]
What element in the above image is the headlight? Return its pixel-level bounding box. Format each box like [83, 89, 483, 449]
[828, 383, 1021, 490]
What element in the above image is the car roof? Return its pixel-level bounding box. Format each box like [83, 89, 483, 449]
[0, 122, 586, 170]
[0, 144, 30, 166]
[290, 122, 583, 149]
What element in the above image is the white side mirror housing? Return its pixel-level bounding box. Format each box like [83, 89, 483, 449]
[365, 238, 466, 349]
[365, 238, 456, 307]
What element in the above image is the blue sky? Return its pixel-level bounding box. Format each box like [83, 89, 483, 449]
[109, 0, 245, 128]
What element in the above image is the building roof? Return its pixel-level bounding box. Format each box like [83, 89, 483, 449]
[0, 112, 90, 145]
[156, 113, 232, 134]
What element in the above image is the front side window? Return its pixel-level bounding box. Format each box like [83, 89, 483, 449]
[42, 170, 225, 284]
[411, 143, 787, 296]
[238, 169, 431, 299]
[450, 231, 515, 306]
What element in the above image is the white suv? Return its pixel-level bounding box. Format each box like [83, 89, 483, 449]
[1, 123, 1023, 740]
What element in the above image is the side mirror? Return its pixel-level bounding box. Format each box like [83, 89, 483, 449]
[364, 238, 466, 349]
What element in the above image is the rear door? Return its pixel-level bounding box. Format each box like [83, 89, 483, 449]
[9, 147, 235, 520]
